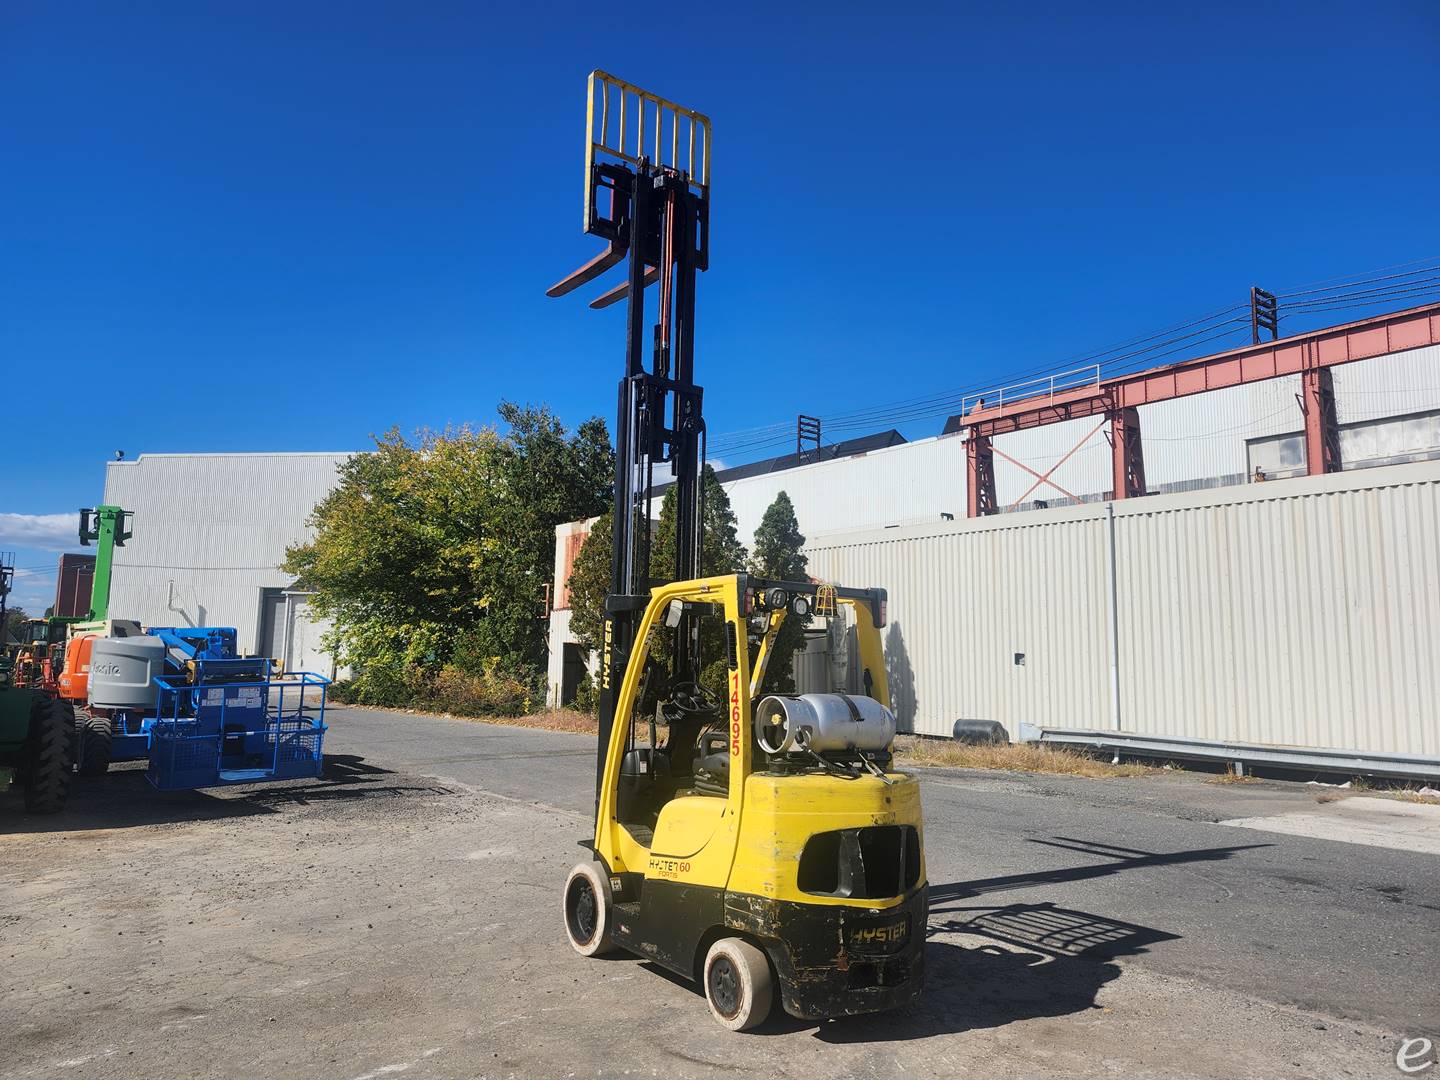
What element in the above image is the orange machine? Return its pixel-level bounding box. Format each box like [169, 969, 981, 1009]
[57, 634, 96, 702]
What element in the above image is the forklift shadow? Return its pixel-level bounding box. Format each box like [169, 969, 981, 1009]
[0, 753, 410, 834]
[927, 836, 1271, 903]
[808, 901, 1179, 1042]
[635, 899, 1178, 1040]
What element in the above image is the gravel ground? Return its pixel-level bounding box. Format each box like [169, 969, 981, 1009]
[0, 713, 1431, 1080]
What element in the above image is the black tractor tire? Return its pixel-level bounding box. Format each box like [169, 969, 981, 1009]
[76, 710, 113, 777]
[24, 696, 74, 813]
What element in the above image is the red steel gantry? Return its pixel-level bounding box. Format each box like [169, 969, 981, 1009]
[955, 302, 1440, 518]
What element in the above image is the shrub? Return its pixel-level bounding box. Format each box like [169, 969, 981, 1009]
[573, 670, 599, 715]
[432, 659, 539, 718]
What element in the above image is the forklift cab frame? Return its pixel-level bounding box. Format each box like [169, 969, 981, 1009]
[596, 573, 891, 875]
[583, 573, 926, 1026]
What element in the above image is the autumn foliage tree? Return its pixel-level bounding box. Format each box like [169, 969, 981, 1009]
[285, 403, 613, 708]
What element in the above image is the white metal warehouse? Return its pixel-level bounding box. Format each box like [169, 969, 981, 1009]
[103, 452, 349, 676]
[546, 319, 1440, 775]
[86, 307, 1440, 776]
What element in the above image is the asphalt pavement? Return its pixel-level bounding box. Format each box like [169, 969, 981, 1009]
[329, 706, 1440, 1035]
[5, 705, 1438, 1079]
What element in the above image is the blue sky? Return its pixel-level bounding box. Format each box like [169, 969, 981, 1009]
[3, 2, 1437, 612]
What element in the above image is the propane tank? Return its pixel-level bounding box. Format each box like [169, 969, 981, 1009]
[755, 693, 897, 755]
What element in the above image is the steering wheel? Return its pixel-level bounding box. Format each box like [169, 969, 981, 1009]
[670, 680, 721, 716]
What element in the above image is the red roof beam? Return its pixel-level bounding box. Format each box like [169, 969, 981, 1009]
[962, 302, 1440, 438]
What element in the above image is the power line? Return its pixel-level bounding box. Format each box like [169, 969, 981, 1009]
[1274, 258, 1440, 298]
[713, 305, 1255, 452]
[705, 258, 1440, 464]
[712, 310, 1256, 455]
[1282, 276, 1440, 305]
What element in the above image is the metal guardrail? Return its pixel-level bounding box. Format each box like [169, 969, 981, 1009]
[1038, 729, 1440, 781]
[960, 364, 1101, 417]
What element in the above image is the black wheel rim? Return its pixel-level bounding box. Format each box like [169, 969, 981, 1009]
[708, 955, 741, 1019]
[567, 877, 598, 945]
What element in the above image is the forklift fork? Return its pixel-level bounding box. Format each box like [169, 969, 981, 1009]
[546, 162, 636, 300]
[546, 236, 628, 298]
[589, 265, 659, 309]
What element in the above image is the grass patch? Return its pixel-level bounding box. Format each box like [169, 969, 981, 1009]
[892, 735, 1153, 778]
[1207, 764, 1260, 785]
[492, 709, 598, 734]
[1335, 785, 1440, 804]
[1303, 779, 1440, 804]
[1392, 788, 1440, 804]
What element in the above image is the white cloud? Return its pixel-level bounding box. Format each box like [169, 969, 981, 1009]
[0, 513, 78, 551]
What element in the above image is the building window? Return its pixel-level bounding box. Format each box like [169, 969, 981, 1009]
[1246, 409, 1440, 479]
[1246, 432, 1306, 480]
[1339, 408, 1440, 469]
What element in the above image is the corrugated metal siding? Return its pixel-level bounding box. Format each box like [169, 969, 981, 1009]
[992, 417, 1111, 506]
[546, 607, 573, 707]
[1114, 462, 1440, 756]
[675, 344, 1440, 545]
[803, 459, 1440, 756]
[552, 519, 594, 610]
[806, 505, 1112, 737]
[1332, 344, 1440, 425]
[103, 453, 351, 656]
[1138, 378, 1301, 489]
[793, 635, 831, 694]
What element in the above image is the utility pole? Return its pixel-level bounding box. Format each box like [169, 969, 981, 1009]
[796, 415, 821, 465]
[1250, 286, 1278, 344]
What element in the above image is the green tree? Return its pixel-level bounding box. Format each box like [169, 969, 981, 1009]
[284, 404, 613, 706]
[749, 491, 809, 694]
[4, 606, 30, 645]
[651, 464, 747, 584]
[566, 465, 747, 692]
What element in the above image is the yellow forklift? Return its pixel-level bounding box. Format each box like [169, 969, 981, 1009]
[550, 72, 926, 1031]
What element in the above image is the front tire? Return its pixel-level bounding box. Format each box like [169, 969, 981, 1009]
[25, 697, 74, 813]
[76, 711, 112, 777]
[703, 937, 774, 1032]
[562, 861, 618, 957]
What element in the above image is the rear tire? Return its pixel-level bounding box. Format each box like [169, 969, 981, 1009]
[703, 937, 773, 1032]
[24, 697, 74, 813]
[76, 711, 112, 777]
[562, 861, 618, 957]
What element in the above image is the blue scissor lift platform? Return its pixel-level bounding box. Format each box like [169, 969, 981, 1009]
[147, 661, 329, 791]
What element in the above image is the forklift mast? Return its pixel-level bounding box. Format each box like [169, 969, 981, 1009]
[548, 71, 712, 799]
